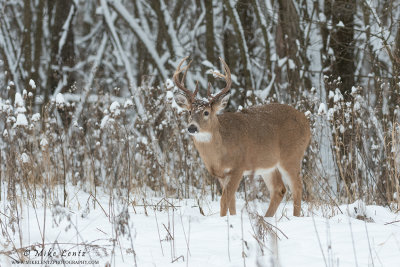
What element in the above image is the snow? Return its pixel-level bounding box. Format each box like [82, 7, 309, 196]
[254, 74, 276, 100]
[165, 79, 174, 90]
[336, 21, 345, 27]
[278, 57, 287, 67]
[31, 113, 40, 122]
[110, 101, 121, 116]
[201, 60, 214, 68]
[56, 93, 66, 108]
[333, 90, 343, 103]
[14, 92, 24, 108]
[100, 115, 114, 129]
[1, 186, 399, 267]
[318, 103, 327, 115]
[139, 136, 148, 145]
[339, 124, 345, 133]
[14, 113, 28, 127]
[318, 12, 326, 23]
[40, 138, 48, 149]
[166, 90, 174, 101]
[288, 59, 296, 70]
[354, 101, 361, 111]
[20, 152, 29, 163]
[29, 79, 36, 89]
[123, 99, 133, 108]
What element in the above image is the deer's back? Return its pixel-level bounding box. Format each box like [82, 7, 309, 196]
[218, 103, 310, 169]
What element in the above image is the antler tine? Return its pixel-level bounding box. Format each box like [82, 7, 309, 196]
[181, 59, 193, 85]
[207, 82, 212, 98]
[173, 56, 194, 100]
[210, 57, 232, 103]
[194, 80, 199, 97]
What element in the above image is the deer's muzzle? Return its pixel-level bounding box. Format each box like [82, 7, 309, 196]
[188, 124, 198, 134]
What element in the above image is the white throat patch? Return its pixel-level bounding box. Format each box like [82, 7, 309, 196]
[191, 132, 212, 143]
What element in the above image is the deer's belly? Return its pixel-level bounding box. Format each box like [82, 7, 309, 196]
[243, 168, 276, 177]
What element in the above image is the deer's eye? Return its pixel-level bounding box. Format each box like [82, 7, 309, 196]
[204, 111, 209, 116]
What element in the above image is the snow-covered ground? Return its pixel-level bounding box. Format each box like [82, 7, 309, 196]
[1, 186, 399, 267]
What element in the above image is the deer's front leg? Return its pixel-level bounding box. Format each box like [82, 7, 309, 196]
[219, 170, 243, 216]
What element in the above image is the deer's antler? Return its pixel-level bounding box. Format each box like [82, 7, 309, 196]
[174, 57, 231, 104]
[173, 56, 198, 102]
[209, 57, 232, 104]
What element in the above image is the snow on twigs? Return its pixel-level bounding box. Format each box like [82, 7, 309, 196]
[100, 115, 113, 129]
[29, 79, 36, 89]
[13, 92, 28, 127]
[14, 93, 26, 113]
[56, 93, 66, 109]
[31, 113, 40, 122]
[124, 99, 133, 109]
[110, 101, 121, 116]
[336, 21, 345, 27]
[165, 79, 174, 90]
[14, 114, 28, 127]
[20, 152, 29, 164]
[318, 103, 327, 115]
[40, 138, 49, 150]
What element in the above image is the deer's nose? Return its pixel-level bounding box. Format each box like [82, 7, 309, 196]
[188, 124, 198, 133]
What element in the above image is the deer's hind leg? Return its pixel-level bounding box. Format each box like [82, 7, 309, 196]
[277, 162, 302, 217]
[263, 168, 286, 217]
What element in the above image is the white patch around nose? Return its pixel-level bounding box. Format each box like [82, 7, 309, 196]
[191, 132, 212, 142]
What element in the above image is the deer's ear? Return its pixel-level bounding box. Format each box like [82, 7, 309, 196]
[174, 94, 191, 110]
[212, 94, 230, 113]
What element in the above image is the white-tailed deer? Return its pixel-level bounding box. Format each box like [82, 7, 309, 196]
[173, 57, 311, 217]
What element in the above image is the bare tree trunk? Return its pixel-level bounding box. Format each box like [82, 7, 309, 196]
[32, 0, 44, 96]
[45, 0, 75, 101]
[205, 0, 216, 67]
[250, 0, 271, 78]
[275, 0, 307, 101]
[330, 0, 355, 101]
[361, 2, 381, 104]
[223, 0, 254, 106]
[151, 0, 175, 61]
[237, 0, 254, 55]
[22, 0, 32, 88]
[133, 1, 149, 84]
[44, 0, 75, 128]
[325, 0, 357, 199]
[392, 26, 400, 115]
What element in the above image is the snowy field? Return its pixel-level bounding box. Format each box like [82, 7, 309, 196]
[1, 186, 399, 267]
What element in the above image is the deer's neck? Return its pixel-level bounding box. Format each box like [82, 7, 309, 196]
[192, 126, 222, 149]
[192, 122, 224, 176]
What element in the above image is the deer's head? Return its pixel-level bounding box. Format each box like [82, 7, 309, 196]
[173, 57, 232, 142]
